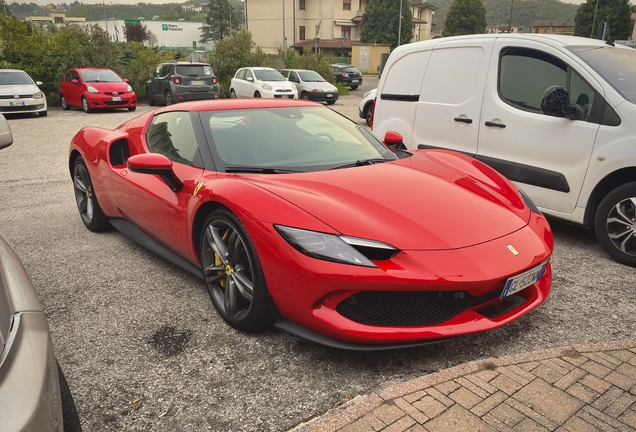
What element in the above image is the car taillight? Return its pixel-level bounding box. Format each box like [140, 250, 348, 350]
[173, 77, 181, 85]
[212, 77, 218, 85]
[370, 98, 376, 130]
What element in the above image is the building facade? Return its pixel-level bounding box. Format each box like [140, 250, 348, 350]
[245, 0, 436, 55]
[25, 13, 86, 27]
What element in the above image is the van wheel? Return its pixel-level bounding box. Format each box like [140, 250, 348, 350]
[594, 181, 636, 267]
[58, 362, 83, 432]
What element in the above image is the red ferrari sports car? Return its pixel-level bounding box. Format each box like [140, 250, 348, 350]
[68, 99, 553, 349]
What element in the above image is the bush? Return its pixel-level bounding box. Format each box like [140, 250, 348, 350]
[334, 82, 350, 95]
[118, 42, 174, 100]
[207, 30, 267, 97]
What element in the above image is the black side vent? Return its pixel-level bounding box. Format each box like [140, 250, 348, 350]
[109, 139, 130, 167]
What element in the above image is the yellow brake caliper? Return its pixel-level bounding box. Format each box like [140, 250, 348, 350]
[214, 229, 230, 288]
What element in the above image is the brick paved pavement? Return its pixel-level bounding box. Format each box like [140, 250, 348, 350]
[297, 340, 636, 432]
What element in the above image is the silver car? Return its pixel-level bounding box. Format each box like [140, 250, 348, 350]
[280, 69, 339, 105]
[0, 70, 47, 117]
[0, 115, 81, 431]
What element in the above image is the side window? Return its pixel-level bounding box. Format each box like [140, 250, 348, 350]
[65, 71, 73, 82]
[245, 69, 254, 80]
[146, 112, 199, 166]
[155, 65, 163, 76]
[280, 70, 289, 78]
[499, 48, 595, 118]
[161, 65, 171, 77]
[289, 71, 299, 82]
[237, 69, 246, 80]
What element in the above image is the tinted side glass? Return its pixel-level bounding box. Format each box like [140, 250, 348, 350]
[569, 71, 595, 119]
[290, 72, 299, 81]
[147, 112, 199, 166]
[499, 48, 567, 113]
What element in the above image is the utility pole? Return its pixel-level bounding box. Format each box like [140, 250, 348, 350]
[103, 0, 109, 37]
[282, 0, 287, 51]
[398, 0, 403, 46]
[591, 0, 599, 38]
[508, 0, 514, 33]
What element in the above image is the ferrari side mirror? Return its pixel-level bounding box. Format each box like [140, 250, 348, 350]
[127, 153, 183, 192]
[383, 131, 406, 151]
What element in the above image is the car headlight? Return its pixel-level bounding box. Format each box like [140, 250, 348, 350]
[261, 83, 272, 91]
[127, 85, 133, 93]
[32, 91, 43, 99]
[275, 225, 398, 268]
[87, 86, 99, 94]
[311, 89, 324, 93]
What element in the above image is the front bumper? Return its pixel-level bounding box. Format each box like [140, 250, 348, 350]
[0, 312, 63, 432]
[0, 98, 47, 114]
[260, 89, 298, 99]
[247, 211, 553, 345]
[85, 93, 137, 109]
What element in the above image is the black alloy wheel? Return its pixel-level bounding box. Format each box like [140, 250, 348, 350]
[595, 181, 636, 267]
[72, 157, 110, 232]
[301, 91, 309, 100]
[200, 209, 278, 331]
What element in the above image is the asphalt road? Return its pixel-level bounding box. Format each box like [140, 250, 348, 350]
[0, 93, 634, 432]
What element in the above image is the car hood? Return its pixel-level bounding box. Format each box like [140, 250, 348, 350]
[86, 82, 130, 92]
[244, 152, 529, 251]
[302, 81, 338, 92]
[0, 84, 39, 95]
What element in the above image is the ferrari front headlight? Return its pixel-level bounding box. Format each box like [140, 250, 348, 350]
[275, 225, 398, 267]
[261, 83, 273, 91]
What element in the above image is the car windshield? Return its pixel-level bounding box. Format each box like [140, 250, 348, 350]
[0, 71, 33, 85]
[298, 71, 326, 82]
[201, 106, 399, 172]
[176, 65, 212, 76]
[569, 46, 636, 104]
[79, 69, 123, 83]
[254, 70, 286, 82]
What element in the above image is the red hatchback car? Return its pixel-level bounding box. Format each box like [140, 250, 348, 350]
[60, 68, 137, 113]
[68, 100, 553, 350]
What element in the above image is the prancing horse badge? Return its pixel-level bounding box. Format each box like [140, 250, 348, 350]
[507, 244, 519, 256]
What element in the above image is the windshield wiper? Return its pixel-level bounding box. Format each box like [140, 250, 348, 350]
[225, 166, 303, 174]
[330, 158, 391, 170]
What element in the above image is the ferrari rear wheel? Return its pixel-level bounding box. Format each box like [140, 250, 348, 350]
[72, 157, 110, 232]
[200, 209, 278, 332]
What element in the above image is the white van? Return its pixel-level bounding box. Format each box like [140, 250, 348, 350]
[373, 34, 636, 267]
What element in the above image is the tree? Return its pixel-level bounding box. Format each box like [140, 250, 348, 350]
[574, 0, 633, 41]
[443, 0, 487, 37]
[360, 0, 413, 49]
[0, 0, 11, 16]
[124, 22, 149, 43]
[282, 47, 335, 84]
[200, 0, 242, 43]
[207, 30, 267, 96]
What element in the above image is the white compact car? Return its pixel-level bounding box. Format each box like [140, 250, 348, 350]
[230, 67, 297, 99]
[0, 69, 47, 117]
[373, 34, 636, 267]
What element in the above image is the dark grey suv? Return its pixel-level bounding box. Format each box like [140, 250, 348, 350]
[146, 61, 220, 106]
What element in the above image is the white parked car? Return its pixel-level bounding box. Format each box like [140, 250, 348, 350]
[373, 34, 636, 267]
[0, 69, 47, 117]
[280, 69, 339, 105]
[230, 67, 297, 99]
[359, 88, 377, 126]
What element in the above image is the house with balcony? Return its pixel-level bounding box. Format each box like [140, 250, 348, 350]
[244, 0, 436, 55]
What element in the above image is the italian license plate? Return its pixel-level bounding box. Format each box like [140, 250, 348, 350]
[111, 96, 122, 101]
[351, 80, 359, 83]
[500, 262, 547, 298]
[190, 80, 204, 85]
[9, 101, 26, 106]
[326, 94, 333, 97]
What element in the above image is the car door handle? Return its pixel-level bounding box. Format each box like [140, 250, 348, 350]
[485, 121, 506, 128]
[454, 117, 473, 124]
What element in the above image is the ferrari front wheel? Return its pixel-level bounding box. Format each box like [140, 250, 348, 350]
[200, 209, 278, 332]
[72, 157, 110, 232]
